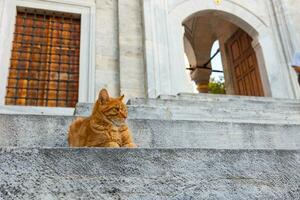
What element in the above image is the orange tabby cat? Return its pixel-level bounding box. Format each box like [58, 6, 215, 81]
[68, 89, 137, 148]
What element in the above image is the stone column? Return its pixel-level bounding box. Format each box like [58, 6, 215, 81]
[267, 0, 300, 98]
[190, 68, 212, 93]
[95, 0, 120, 98]
[118, 0, 146, 99]
[0, 0, 4, 27]
[251, 37, 272, 97]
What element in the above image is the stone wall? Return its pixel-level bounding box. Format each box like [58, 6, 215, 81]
[267, 0, 300, 98]
[0, 1, 3, 27]
[95, 0, 120, 97]
[118, 0, 146, 99]
[95, 0, 146, 99]
[0, 0, 6, 59]
[285, 0, 300, 50]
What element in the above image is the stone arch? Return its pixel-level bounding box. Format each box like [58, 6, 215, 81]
[183, 35, 197, 67]
[169, 0, 268, 36]
[182, 9, 266, 95]
[143, 0, 294, 98]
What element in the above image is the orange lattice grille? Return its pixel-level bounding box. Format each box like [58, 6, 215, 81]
[5, 9, 81, 107]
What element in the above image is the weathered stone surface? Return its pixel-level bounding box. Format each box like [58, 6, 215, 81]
[128, 93, 300, 109]
[95, 0, 120, 97]
[1, 114, 300, 149]
[74, 103, 95, 116]
[75, 95, 300, 124]
[93, 0, 146, 98]
[118, 0, 146, 98]
[0, 148, 299, 199]
[1, 94, 300, 149]
[286, 0, 300, 51]
[0, 105, 74, 116]
[0, 114, 73, 147]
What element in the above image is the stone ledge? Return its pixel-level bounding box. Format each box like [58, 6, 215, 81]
[0, 105, 75, 116]
[1, 114, 300, 149]
[173, 93, 300, 103]
[128, 97, 300, 109]
[74, 103, 300, 125]
[0, 148, 299, 199]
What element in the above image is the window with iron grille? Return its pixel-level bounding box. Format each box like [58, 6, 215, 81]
[5, 8, 81, 108]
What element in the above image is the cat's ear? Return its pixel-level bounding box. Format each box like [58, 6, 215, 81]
[98, 89, 110, 104]
[119, 95, 125, 101]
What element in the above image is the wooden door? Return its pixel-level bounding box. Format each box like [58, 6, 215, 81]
[226, 29, 264, 96]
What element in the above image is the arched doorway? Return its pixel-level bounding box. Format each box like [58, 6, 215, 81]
[183, 11, 265, 96]
[143, 0, 295, 98]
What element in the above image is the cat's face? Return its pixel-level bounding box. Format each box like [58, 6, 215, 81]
[93, 89, 128, 123]
[101, 97, 128, 121]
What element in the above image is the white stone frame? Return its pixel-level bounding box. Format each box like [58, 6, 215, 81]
[0, 0, 95, 114]
[143, 0, 295, 99]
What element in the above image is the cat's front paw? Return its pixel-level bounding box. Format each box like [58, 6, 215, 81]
[122, 143, 137, 148]
[104, 142, 120, 148]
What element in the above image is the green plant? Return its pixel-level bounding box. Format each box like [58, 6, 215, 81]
[208, 78, 226, 94]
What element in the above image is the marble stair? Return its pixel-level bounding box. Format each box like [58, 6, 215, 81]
[0, 93, 300, 199]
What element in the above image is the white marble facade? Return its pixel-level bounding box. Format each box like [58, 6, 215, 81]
[0, 0, 300, 103]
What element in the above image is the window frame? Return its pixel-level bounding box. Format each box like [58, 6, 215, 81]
[0, 0, 96, 115]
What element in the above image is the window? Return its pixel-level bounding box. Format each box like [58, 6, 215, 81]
[0, 0, 96, 113]
[5, 8, 81, 107]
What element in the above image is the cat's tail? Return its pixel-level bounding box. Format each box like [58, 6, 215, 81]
[68, 117, 85, 147]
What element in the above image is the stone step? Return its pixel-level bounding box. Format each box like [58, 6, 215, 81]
[128, 95, 300, 113]
[163, 93, 300, 104]
[0, 148, 299, 199]
[127, 105, 300, 124]
[126, 94, 300, 124]
[2, 102, 299, 126]
[74, 103, 300, 125]
[1, 114, 300, 149]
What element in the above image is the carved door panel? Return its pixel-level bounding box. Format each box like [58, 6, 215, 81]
[226, 29, 264, 96]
